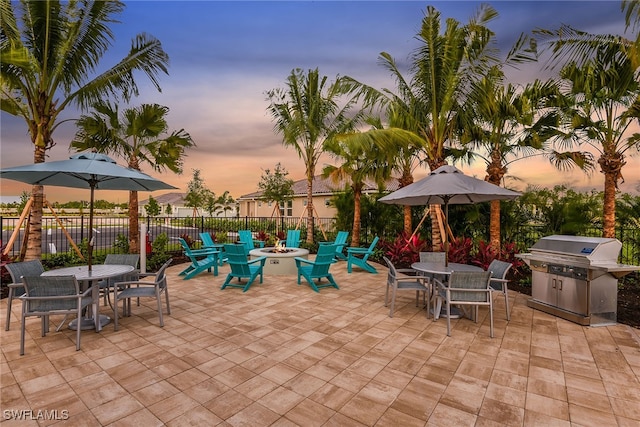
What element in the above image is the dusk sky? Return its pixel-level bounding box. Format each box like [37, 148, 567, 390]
[1, 0, 639, 204]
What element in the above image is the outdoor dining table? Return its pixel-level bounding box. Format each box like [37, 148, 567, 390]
[411, 261, 483, 319]
[41, 264, 135, 331]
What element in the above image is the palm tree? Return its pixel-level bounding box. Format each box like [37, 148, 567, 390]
[340, 5, 500, 250]
[71, 102, 194, 252]
[534, 3, 640, 238]
[1, 0, 169, 260]
[266, 68, 360, 244]
[463, 67, 592, 251]
[323, 135, 388, 247]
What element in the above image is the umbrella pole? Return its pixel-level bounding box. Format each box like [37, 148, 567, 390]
[444, 201, 449, 267]
[88, 184, 95, 271]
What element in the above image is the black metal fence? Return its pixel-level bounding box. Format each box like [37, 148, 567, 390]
[1, 215, 639, 266]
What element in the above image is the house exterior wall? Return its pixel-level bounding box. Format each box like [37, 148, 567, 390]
[238, 195, 335, 218]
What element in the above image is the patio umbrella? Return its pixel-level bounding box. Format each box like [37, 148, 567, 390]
[0, 152, 177, 270]
[378, 165, 521, 265]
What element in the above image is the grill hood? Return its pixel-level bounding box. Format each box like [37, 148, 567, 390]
[529, 235, 621, 264]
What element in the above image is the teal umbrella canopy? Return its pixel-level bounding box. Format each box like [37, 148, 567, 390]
[0, 152, 177, 269]
[0, 152, 177, 192]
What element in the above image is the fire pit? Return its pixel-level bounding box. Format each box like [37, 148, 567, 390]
[249, 247, 309, 275]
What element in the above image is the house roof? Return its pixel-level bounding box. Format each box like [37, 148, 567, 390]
[139, 192, 186, 206]
[237, 176, 399, 200]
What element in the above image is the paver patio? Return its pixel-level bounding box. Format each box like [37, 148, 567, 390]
[1, 259, 639, 426]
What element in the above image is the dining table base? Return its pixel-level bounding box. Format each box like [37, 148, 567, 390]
[69, 314, 110, 331]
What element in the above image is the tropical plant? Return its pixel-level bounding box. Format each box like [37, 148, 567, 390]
[535, 5, 640, 238]
[70, 102, 194, 252]
[340, 4, 501, 250]
[463, 65, 589, 251]
[1, 0, 169, 261]
[380, 232, 429, 268]
[266, 68, 360, 244]
[323, 135, 388, 246]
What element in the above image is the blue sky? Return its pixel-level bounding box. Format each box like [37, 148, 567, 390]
[1, 1, 638, 203]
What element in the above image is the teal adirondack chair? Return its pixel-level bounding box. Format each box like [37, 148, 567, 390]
[285, 229, 301, 248]
[238, 230, 264, 256]
[221, 244, 266, 292]
[347, 236, 380, 274]
[178, 238, 222, 279]
[199, 232, 226, 265]
[295, 244, 339, 292]
[319, 231, 349, 260]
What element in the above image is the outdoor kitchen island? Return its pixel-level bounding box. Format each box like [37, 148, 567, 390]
[249, 247, 309, 275]
[518, 235, 640, 326]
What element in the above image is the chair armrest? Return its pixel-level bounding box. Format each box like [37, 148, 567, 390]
[20, 292, 89, 301]
[247, 256, 266, 265]
[7, 282, 25, 289]
[114, 279, 156, 287]
[347, 247, 370, 254]
[490, 278, 510, 283]
[295, 257, 313, 266]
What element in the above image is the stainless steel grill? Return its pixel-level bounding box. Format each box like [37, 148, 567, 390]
[518, 235, 640, 326]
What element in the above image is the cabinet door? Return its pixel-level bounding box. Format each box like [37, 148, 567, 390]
[557, 277, 588, 315]
[532, 271, 557, 306]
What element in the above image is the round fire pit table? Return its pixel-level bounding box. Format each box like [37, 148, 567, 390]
[249, 247, 309, 275]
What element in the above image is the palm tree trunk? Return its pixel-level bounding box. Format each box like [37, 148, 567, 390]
[489, 199, 501, 252]
[25, 144, 46, 261]
[429, 205, 443, 251]
[129, 191, 140, 253]
[602, 170, 617, 238]
[403, 205, 412, 235]
[306, 177, 314, 244]
[352, 190, 362, 247]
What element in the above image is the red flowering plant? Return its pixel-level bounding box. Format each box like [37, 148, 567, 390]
[444, 236, 473, 264]
[381, 232, 429, 268]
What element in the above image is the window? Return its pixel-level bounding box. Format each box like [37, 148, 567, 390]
[279, 200, 293, 216]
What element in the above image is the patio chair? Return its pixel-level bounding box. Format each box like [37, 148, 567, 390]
[113, 258, 173, 330]
[178, 238, 222, 279]
[19, 275, 96, 355]
[221, 244, 266, 292]
[4, 260, 45, 331]
[486, 259, 513, 321]
[319, 231, 349, 261]
[200, 232, 226, 265]
[238, 230, 264, 256]
[347, 236, 380, 274]
[98, 254, 140, 306]
[295, 244, 340, 292]
[383, 257, 428, 318]
[285, 229, 301, 248]
[418, 251, 446, 290]
[433, 271, 494, 337]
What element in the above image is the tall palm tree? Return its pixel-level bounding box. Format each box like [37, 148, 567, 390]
[464, 67, 592, 251]
[71, 102, 195, 252]
[534, 2, 640, 238]
[266, 68, 360, 244]
[323, 135, 388, 247]
[538, 38, 640, 237]
[1, 0, 169, 260]
[340, 4, 500, 249]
